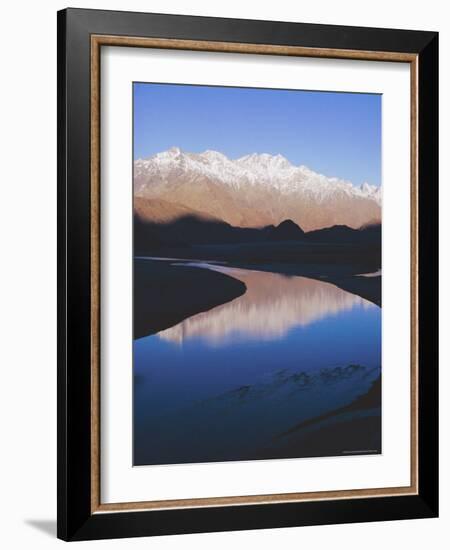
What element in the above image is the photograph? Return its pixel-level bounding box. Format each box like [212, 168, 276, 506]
[132, 83, 383, 466]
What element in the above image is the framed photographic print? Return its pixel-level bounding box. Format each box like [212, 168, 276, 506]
[57, 8, 438, 541]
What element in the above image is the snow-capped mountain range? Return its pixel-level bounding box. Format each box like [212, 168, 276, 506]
[134, 147, 381, 231]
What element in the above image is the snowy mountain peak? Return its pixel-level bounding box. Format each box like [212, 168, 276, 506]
[201, 150, 229, 163]
[236, 152, 292, 171]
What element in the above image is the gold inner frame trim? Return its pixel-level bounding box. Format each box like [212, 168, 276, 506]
[90, 34, 419, 514]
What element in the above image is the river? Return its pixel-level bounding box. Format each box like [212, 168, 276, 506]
[133, 260, 381, 466]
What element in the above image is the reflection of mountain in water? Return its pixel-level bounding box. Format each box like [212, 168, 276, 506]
[157, 265, 376, 345]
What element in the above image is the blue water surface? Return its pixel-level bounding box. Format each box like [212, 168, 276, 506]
[133, 262, 381, 465]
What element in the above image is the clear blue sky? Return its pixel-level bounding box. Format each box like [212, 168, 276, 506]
[133, 82, 381, 187]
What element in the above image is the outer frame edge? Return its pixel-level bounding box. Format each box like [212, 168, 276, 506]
[56, 7, 68, 543]
[417, 32, 439, 518]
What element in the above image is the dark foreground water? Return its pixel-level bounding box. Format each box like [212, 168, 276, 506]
[133, 260, 381, 466]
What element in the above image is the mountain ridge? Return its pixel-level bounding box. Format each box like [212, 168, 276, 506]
[134, 148, 381, 231]
[134, 197, 381, 251]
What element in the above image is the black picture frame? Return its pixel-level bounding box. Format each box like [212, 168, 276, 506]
[57, 7, 438, 541]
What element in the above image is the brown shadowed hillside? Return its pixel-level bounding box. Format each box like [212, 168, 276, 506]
[134, 197, 219, 224]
